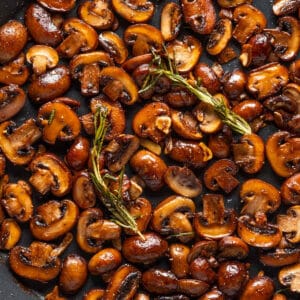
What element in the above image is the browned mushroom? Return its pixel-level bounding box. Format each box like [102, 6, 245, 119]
[266, 131, 300, 177]
[57, 18, 98, 58]
[45, 286, 66, 300]
[208, 126, 232, 159]
[281, 173, 300, 205]
[187, 240, 218, 263]
[161, 2, 182, 42]
[0, 119, 41, 165]
[1, 180, 33, 223]
[9, 233, 72, 282]
[169, 243, 190, 279]
[83, 289, 105, 300]
[38, 102, 81, 144]
[29, 153, 72, 197]
[0, 219, 21, 250]
[222, 70, 247, 100]
[177, 278, 210, 297]
[218, 0, 252, 8]
[59, 254, 88, 294]
[232, 100, 263, 122]
[194, 194, 237, 239]
[25, 3, 63, 46]
[112, 0, 154, 23]
[30, 199, 79, 241]
[189, 257, 217, 284]
[37, 0, 76, 12]
[0, 20, 28, 64]
[199, 288, 224, 300]
[78, 0, 115, 30]
[218, 236, 249, 261]
[260, 247, 300, 267]
[278, 263, 300, 293]
[273, 0, 300, 16]
[289, 59, 300, 84]
[181, 0, 216, 35]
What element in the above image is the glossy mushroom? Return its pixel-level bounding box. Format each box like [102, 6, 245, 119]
[169, 243, 190, 279]
[218, 236, 249, 261]
[37, 0, 76, 12]
[0, 219, 21, 250]
[278, 263, 300, 293]
[281, 173, 300, 205]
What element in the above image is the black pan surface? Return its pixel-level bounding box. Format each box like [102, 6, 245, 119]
[0, 0, 298, 299]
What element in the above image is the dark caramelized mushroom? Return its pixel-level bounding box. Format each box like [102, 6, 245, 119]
[260, 248, 300, 267]
[218, 236, 249, 261]
[37, 0, 76, 12]
[222, 69, 247, 100]
[199, 288, 224, 300]
[0, 219, 21, 250]
[208, 126, 232, 159]
[281, 173, 300, 205]
[169, 243, 190, 279]
[177, 278, 209, 297]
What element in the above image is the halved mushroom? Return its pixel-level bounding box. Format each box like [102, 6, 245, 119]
[233, 4, 267, 44]
[217, 0, 252, 8]
[124, 24, 163, 56]
[25, 3, 63, 46]
[0, 219, 21, 250]
[98, 31, 128, 64]
[83, 289, 105, 300]
[104, 134, 140, 173]
[0, 85, 26, 123]
[2, 180, 33, 223]
[28, 66, 71, 103]
[37, 0, 76, 12]
[181, 0, 216, 35]
[273, 0, 300, 16]
[266, 131, 300, 177]
[29, 153, 72, 197]
[277, 206, 300, 244]
[247, 63, 289, 99]
[0, 155, 5, 177]
[164, 166, 202, 198]
[77, 208, 121, 254]
[260, 248, 300, 267]
[240, 179, 281, 216]
[0, 20, 28, 65]
[278, 263, 300, 293]
[45, 286, 66, 300]
[30, 200, 79, 241]
[194, 194, 237, 239]
[208, 126, 232, 159]
[112, 0, 154, 23]
[122, 53, 153, 72]
[204, 159, 239, 193]
[133, 102, 171, 143]
[232, 133, 264, 174]
[9, 233, 72, 282]
[78, 0, 115, 30]
[38, 102, 81, 144]
[161, 2, 182, 42]
[281, 173, 300, 206]
[0, 53, 30, 86]
[0, 119, 41, 165]
[207, 18, 232, 56]
[218, 236, 249, 261]
[238, 214, 282, 248]
[57, 18, 98, 58]
[232, 100, 263, 122]
[99, 66, 139, 105]
[166, 35, 202, 73]
[169, 243, 190, 279]
[70, 51, 113, 96]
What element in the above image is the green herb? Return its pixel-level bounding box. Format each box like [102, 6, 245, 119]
[48, 109, 56, 125]
[140, 51, 252, 135]
[166, 232, 194, 239]
[90, 108, 144, 239]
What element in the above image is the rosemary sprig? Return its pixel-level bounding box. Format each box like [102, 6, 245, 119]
[140, 52, 252, 135]
[90, 108, 144, 239]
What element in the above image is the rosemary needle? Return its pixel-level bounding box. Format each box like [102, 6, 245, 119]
[90, 108, 144, 239]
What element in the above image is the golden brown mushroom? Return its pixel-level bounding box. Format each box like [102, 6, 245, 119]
[281, 173, 300, 206]
[278, 263, 300, 293]
[273, 0, 300, 16]
[0, 219, 21, 250]
[169, 243, 190, 279]
[37, 0, 76, 12]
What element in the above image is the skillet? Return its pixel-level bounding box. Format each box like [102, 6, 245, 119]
[0, 0, 298, 299]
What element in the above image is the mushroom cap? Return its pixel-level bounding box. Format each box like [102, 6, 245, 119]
[26, 45, 59, 68]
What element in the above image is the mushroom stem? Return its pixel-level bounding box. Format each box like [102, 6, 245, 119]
[50, 232, 73, 258]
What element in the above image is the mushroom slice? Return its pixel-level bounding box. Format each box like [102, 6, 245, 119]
[104, 134, 140, 173]
[181, 0, 216, 35]
[218, 236, 249, 261]
[232, 133, 264, 174]
[194, 194, 237, 240]
[0, 119, 41, 166]
[9, 233, 72, 283]
[260, 248, 300, 267]
[277, 206, 300, 244]
[217, 0, 252, 8]
[122, 53, 153, 72]
[133, 102, 171, 143]
[238, 214, 282, 248]
[273, 0, 300, 16]
[187, 240, 218, 263]
[279, 263, 300, 293]
[193, 102, 222, 134]
[99, 66, 138, 105]
[37, 0, 75, 12]
[204, 159, 239, 193]
[0, 53, 30, 86]
[164, 166, 202, 198]
[247, 63, 289, 99]
[2, 180, 33, 223]
[29, 153, 72, 197]
[112, 0, 154, 23]
[45, 286, 66, 300]
[124, 24, 163, 56]
[38, 102, 81, 144]
[99, 31, 128, 64]
[166, 35, 202, 73]
[0, 85, 26, 123]
[70, 51, 113, 96]
[281, 173, 300, 206]
[78, 0, 115, 30]
[266, 131, 300, 177]
[207, 18, 232, 56]
[0, 219, 21, 250]
[240, 179, 281, 216]
[30, 200, 79, 241]
[233, 4, 267, 44]
[57, 18, 98, 58]
[161, 2, 182, 42]
[26, 45, 59, 75]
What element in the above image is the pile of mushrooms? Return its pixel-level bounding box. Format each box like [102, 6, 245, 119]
[0, 0, 299, 299]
